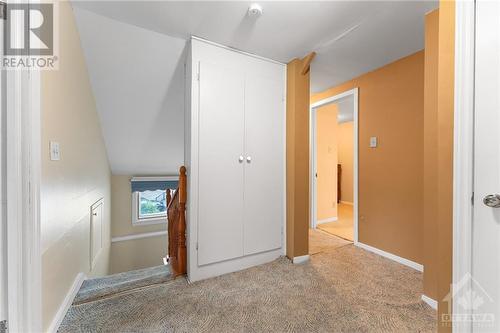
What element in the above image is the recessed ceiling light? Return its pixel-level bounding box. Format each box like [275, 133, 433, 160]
[248, 4, 263, 18]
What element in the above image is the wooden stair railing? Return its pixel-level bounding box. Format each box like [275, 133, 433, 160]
[166, 166, 187, 277]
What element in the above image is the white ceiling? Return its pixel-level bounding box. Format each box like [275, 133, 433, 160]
[72, 1, 437, 175]
[73, 1, 437, 92]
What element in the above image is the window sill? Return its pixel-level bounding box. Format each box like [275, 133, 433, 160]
[132, 217, 167, 227]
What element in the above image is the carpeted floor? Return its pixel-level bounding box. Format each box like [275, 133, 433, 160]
[318, 203, 354, 241]
[59, 233, 436, 333]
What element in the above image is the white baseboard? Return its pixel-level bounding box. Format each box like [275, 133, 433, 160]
[47, 272, 86, 333]
[316, 217, 338, 224]
[355, 242, 423, 272]
[421, 294, 438, 310]
[292, 254, 310, 264]
[340, 201, 353, 206]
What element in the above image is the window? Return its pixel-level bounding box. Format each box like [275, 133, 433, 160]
[131, 177, 178, 226]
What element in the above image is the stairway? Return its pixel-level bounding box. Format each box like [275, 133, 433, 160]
[73, 265, 173, 305]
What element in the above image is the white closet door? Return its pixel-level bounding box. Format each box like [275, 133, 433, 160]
[197, 61, 245, 266]
[243, 74, 284, 255]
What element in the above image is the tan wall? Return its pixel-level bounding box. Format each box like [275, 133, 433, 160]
[312, 51, 424, 264]
[286, 58, 310, 258]
[316, 104, 338, 220]
[423, 9, 439, 302]
[338, 122, 354, 203]
[41, 1, 111, 330]
[110, 175, 167, 273]
[436, 0, 454, 329]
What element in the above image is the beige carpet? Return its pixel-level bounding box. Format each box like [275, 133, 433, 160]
[59, 238, 436, 332]
[309, 228, 350, 255]
[318, 203, 354, 241]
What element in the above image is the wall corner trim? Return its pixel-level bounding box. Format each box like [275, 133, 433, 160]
[292, 255, 310, 264]
[47, 272, 87, 333]
[421, 294, 438, 310]
[355, 242, 424, 272]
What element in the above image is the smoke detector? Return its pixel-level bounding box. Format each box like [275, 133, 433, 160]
[248, 4, 263, 18]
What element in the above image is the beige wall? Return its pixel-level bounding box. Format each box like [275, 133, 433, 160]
[41, 1, 111, 330]
[286, 58, 310, 258]
[423, 9, 439, 302]
[312, 51, 425, 264]
[316, 103, 338, 220]
[110, 175, 167, 273]
[338, 122, 354, 203]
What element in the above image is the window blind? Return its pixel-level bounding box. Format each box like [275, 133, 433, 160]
[131, 179, 178, 192]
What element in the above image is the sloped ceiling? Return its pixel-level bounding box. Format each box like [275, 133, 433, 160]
[72, 1, 437, 175]
[73, 7, 186, 175]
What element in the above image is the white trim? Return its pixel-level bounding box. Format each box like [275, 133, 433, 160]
[132, 217, 167, 227]
[310, 87, 359, 246]
[130, 176, 178, 182]
[453, 1, 475, 331]
[316, 216, 338, 224]
[292, 255, 310, 264]
[421, 294, 438, 310]
[6, 20, 42, 332]
[111, 230, 167, 243]
[47, 273, 86, 333]
[340, 201, 353, 206]
[282, 65, 287, 257]
[190, 36, 285, 67]
[356, 242, 423, 272]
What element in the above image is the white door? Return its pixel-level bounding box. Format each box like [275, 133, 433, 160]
[473, 1, 500, 331]
[197, 61, 245, 266]
[243, 74, 284, 255]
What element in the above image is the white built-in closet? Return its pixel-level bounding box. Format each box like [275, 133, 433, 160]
[185, 37, 286, 282]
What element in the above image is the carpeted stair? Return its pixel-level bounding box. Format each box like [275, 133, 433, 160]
[73, 265, 173, 305]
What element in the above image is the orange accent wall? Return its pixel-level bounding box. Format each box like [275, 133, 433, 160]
[436, 0, 455, 330]
[316, 103, 339, 221]
[312, 51, 425, 264]
[286, 58, 310, 258]
[423, 9, 439, 302]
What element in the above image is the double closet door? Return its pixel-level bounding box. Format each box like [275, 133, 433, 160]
[197, 61, 284, 266]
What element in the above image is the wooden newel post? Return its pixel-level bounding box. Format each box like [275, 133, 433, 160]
[166, 166, 187, 277]
[177, 166, 187, 275]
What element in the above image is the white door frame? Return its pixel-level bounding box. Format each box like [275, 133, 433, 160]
[309, 87, 359, 244]
[3, 8, 42, 332]
[453, 1, 475, 331]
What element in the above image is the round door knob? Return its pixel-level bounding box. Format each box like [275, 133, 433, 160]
[238, 156, 244, 163]
[246, 156, 252, 163]
[483, 194, 500, 208]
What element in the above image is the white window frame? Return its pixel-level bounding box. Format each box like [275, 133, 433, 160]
[131, 176, 177, 226]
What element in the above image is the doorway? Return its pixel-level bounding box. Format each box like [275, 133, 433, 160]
[310, 88, 358, 244]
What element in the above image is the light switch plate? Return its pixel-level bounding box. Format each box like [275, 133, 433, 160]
[369, 136, 378, 148]
[50, 141, 60, 161]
